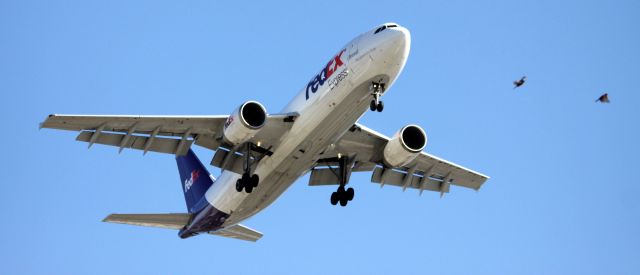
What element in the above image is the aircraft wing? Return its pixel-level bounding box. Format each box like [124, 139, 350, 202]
[40, 113, 297, 155]
[311, 123, 489, 196]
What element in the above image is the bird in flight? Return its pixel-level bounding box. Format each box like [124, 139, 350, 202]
[513, 76, 526, 89]
[595, 93, 610, 103]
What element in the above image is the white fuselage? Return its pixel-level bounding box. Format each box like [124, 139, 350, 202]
[205, 23, 411, 227]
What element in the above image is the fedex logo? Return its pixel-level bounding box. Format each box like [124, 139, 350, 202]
[184, 169, 200, 193]
[224, 116, 234, 129]
[306, 49, 346, 100]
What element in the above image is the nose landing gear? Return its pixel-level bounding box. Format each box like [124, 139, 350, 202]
[370, 82, 385, 112]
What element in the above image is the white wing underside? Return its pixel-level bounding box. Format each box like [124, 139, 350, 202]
[40, 113, 298, 155]
[311, 123, 489, 196]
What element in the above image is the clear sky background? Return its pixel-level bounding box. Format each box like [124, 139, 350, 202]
[1, 0, 639, 274]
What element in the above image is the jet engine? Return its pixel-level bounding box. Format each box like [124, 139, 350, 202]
[382, 125, 427, 167]
[223, 101, 267, 145]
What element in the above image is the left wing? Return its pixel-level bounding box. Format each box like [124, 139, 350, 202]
[40, 113, 297, 155]
[313, 123, 489, 196]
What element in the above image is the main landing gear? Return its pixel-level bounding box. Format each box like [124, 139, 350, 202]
[329, 156, 355, 207]
[331, 186, 355, 207]
[369, 82, 385, 112]
[236, 172, 259, 194]
[235, 143, 259, 194]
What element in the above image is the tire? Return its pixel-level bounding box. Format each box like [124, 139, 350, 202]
[245, 184, 253, 193]
[339, 197, 348, 207]
[330, 192, 338, 205]
[376, 101, 384, 112]
[251, 174, 259, 187]
[370, 100, 377, 111]
[235, 179, 243, 192]
[346, 187, 354, 201]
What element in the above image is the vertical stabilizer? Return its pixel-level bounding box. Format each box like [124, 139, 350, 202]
[176, 149, 215, 212]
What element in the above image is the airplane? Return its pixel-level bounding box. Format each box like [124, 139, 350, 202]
[40, 22, 489, 242]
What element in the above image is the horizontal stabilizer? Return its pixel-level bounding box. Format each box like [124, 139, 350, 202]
[209, 224, 263, 242]
[103, 213, 191, 230]
[104, 214, 263, 241]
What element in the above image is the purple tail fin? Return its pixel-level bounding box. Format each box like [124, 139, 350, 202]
[176, 149, 214, 213]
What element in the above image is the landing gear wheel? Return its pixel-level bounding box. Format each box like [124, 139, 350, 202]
[239, 142, 263, 194]
[339, 195, 348, 207]
[251, 174, 259, 188]
[235, 179, 243, 192]
[376, 101, 384, 112]
[370, 100, 377, 111]
[330, 192, 339, 205]
[328, 155, 357, 206]
[346, 187, 354, 201]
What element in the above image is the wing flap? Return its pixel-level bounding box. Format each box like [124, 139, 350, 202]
[416, 153, 488, 190]
[210, 149, 244, 174]
[209, 224, 263, 242]
[76, 131, 193, 155]
[309, 168, 340, 186]
[370, 167, 448, 193]
[103, 213, 191, 230]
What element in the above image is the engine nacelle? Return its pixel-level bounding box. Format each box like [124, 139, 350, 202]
[223, 101, 267, 145]
[383, 125, 427, 168]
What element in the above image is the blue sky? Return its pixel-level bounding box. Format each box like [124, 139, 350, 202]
[1, 0, 639, 274]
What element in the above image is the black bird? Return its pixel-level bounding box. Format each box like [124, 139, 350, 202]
[596, 93, 610, 103]
[513, 76, 526, 89]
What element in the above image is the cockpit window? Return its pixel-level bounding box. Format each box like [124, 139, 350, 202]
[374, 24, 398, 34]
[374, 26, 386, 34]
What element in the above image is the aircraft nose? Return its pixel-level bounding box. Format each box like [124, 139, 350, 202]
[385, 26, 411, 60]
[391, 26, 410, 45]
[370, 26, 411, 74]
